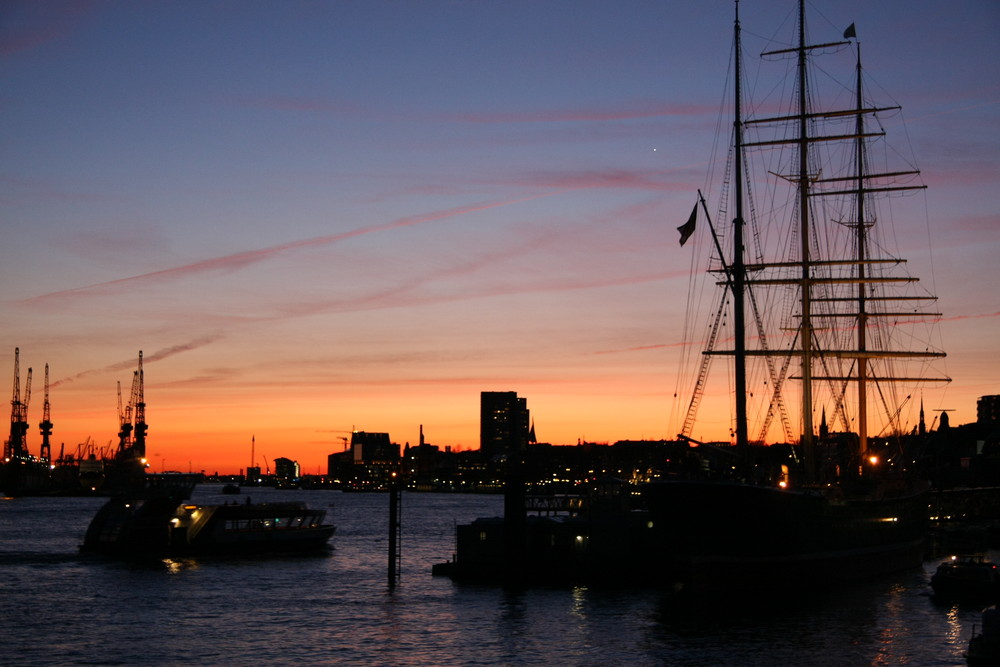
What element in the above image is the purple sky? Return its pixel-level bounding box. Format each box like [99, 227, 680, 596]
[2, 0, 998, 473]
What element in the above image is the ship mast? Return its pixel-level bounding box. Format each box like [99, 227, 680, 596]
[732, 1, 749, 462]
[794, 0, 816, 480]
[852, 40, 870, 459]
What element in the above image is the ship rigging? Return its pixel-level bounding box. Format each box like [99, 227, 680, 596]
[675, 1, 949, 474]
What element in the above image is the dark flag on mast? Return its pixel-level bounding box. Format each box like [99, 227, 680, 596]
[677, 203, 697, 246]
[843, 23, 856, 39]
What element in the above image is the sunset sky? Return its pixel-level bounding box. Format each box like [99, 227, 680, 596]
[3, 1, 998, 475]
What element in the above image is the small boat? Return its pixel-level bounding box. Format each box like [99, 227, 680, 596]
[931, 555, 1000, 603]
[966, 606, 1000, 666]
[221, 483, 241, 494]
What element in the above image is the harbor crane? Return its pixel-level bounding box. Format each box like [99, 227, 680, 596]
[5, 348, 32, 462]
[113, 352, 147, 460]
[38, 363, 52, 463]
[116, 379, 134, 455]
[132, 351, 147, 459]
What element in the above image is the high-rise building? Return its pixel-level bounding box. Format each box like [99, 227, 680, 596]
[978, 395, 1000, 424]
[480, 391, 530, 459]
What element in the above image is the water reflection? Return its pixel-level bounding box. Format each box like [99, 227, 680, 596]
[161, 557, 199, 574]
[0, 491, 989, 665]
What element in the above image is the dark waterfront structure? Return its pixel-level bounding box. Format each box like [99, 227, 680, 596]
[274, 457, 300, 484]
[480, 391, 530, 460]
[326, 431, 401, 490]
[923, 396, 1000, 490]
[434, 476, 667, 585]
[350, 431, 398, 463]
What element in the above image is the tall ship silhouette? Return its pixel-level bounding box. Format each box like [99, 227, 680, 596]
[644, 0, 949, 591]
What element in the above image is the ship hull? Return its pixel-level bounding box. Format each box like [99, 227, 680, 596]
[643, 480, 928, 592]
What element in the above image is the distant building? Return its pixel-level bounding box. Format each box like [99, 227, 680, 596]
[978, 395, 1000, 425]
[274, 457, 300, 480]
[322, 431, 401, 491]
[351, 431, 399, 464]
[480, 391, 530, 459]
[326, 450, 351, 479]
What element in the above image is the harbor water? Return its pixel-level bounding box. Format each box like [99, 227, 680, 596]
[0, 486, 989, 665]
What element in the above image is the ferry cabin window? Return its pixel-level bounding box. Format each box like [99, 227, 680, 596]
[224, 519, 282, 531]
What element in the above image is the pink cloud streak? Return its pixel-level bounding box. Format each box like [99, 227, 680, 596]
[20, 192, 568, 305]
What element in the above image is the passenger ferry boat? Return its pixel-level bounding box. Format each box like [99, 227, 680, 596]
[82, 473, 334, 557]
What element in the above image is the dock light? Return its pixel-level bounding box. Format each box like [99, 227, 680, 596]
[869, 456, 879, 466]
[778, 480, 788, 489]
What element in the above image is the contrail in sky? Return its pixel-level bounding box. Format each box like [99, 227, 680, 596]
[51, 335, 222, 387]
[21, 192, 566, 305]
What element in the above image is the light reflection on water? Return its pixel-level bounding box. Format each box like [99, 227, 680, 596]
[0, 486, 989, 665]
